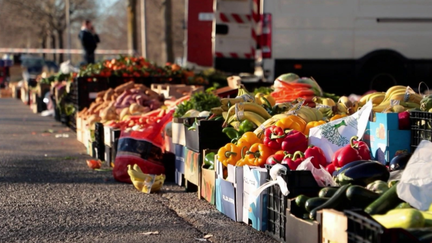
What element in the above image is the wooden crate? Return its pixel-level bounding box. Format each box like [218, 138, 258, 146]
[20, 86, 29, 104]
[151, 83, 203, 99]
[321, 209, 348, 243]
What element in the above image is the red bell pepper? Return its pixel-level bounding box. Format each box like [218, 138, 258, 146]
[304, 145, 328, 169]
[263, 125, 285, 150]
[326, 163, 336, 175]
[281, 153, 293, 166]
[284, 151, 305, 170]
[352, 136, 371, 160]
[332, 136, 363, 167]
[265, 150, 286, 165]
[280, 130, 308, 154]
[398, 111, 410, 130]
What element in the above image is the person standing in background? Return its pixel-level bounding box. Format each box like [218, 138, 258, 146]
[78, 20, 100, 65]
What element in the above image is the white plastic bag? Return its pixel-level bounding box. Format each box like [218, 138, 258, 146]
[309, 101, 373, 162]
[250, 164, 289, 202]
[296, 157, 338, 187]
[397, 140, 432, 211]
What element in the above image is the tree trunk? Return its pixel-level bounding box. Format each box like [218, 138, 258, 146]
[162, 0, 174, 63]
[51, 33, 56, 63]
[57, 29, 64, 63]
[127, 0, 138, 56]
[39, 33, 47, 59]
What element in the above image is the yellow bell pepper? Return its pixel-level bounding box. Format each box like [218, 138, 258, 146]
[244, 143, 273, 167]
[330, 114, 348, 121]
[236, 132, 261, 150]
[303, 120, 326, 135]
[217, 143, 241, 167]
[275, 115, 307, 134]
[255, 93, 276, 107]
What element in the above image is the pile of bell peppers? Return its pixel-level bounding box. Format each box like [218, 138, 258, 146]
[222, 119, 257, 143]
[216, 115, 331, 170]
[326, 135, 372, 175]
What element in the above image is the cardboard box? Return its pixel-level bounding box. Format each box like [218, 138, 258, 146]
[201, 149, 217, 204]
[285, 199, 322, 243]
[322, 209, 348, 243]
[77, 129, 85, 144]
[164, 135, 174, 153]
[242, 165, 268, 231]
[151, 83, 204, 99]
[174, 144, 185, 186]
[104, 145, 112, 164]
[368, 113, 411, 163]
[184, 146, 202, 193]
[172, 118, 186, 146]
[103, 126, 111, 146]
[104, 126, 121, 147]
[76, 117, 83, 130]
[215, 158, 244, 221]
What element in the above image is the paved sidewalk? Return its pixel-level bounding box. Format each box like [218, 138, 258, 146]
[0, 98, 277, 243]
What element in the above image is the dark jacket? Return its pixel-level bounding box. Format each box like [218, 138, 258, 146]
[78, 29, 100, 54]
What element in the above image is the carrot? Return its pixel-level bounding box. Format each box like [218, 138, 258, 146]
[292, 89, 315, 97]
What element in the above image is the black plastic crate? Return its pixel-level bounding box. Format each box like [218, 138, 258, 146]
[265, 164, 321, 243]
[71, 77, 109, 111]
[152, 76, 183, 85]
[94, 122, 105, 160]
[110, 129, 121, 167]
[409, 111, 432, 151]
[345, 209, 420, 243]
[108, 76, 153, 89]
[183, 117, 230, 153]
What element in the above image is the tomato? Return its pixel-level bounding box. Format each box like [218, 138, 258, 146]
[87, 160, 101, 170]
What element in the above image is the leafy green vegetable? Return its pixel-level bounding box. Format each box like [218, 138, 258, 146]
[253, 86, 273, 95]
[174, 100, 194, 118]
[173, 91, 221, 118]
[190, 91, 221, 112]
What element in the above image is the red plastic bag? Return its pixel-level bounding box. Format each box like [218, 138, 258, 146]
[113, 109, 174, 183]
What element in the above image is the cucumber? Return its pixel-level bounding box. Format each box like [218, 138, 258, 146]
[346, 185, 380, 209]
[395, 202, 412, 209]
[364, 182, 403, 215]
[421, 211, 432, 227]
[319, 187, 339, 198]
[295, 195, 310, 210]
[305, 197, 329, 212]
[309, 184, 350, 220]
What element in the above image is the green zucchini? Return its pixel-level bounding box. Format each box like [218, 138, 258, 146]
[419, 233, 432, 243]
[305, 197, 329, 212]
[309, 184, 351, 220]
[346, 185, 380, 209]
[319, 187, 338, 198]
[295, 195, 310, 210]
[364, 182, 403, 215]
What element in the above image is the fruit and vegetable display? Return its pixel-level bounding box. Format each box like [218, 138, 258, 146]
[41, 59, 432, 243]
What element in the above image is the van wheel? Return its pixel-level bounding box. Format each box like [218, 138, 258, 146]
[359, 55, 406, 93]
[369, 72, 397, 91]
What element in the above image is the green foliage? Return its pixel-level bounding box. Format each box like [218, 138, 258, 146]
[173, 91, 221, 118]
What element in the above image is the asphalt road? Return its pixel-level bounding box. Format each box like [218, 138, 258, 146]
[0, 98, 278, 243]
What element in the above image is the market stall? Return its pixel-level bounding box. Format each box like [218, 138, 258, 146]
[22, 55, 432, 243]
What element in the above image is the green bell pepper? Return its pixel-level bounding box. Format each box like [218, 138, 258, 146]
[204, 152, 216, 170]
[222, 127, 240, 140]
[238, 120, 256, 133]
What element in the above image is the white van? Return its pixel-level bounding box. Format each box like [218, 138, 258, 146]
[211, 0, 432, 94]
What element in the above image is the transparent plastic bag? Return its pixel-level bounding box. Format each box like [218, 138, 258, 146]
[297, 157, 337, 187]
